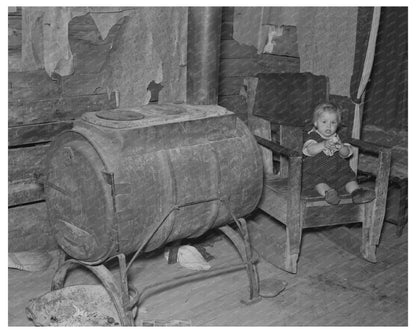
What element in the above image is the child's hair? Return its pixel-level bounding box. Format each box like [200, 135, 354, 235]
[313, 102, 341, 123]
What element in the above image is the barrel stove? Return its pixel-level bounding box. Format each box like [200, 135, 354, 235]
[45, 104, 263, 264]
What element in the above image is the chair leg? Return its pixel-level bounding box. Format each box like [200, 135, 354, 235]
[284, 207, 304, 273]
[361, 202, 377, 263]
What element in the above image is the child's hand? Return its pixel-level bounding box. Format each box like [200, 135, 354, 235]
[324, 139, 335, 149]
[324, 139, 340, 152]
[338, 144, 351, 158]
[322, 140, 337, 156]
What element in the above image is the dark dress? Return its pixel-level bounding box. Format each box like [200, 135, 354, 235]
[302, 130, 356, 194]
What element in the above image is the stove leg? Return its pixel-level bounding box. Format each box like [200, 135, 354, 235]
[219, 219, 261, 304]
[51, 258, 136, 326]
[56, 248, 67, 269]
[116, 254, 135, 325]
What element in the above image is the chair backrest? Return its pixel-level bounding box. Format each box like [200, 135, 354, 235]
[246, 73, 356, 177]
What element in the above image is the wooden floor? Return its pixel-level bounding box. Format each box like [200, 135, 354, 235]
[8, 213, 407, 326]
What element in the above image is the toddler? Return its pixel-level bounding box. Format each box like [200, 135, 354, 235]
[302, 102, 375, 205]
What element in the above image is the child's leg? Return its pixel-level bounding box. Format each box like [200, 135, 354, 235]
[345, 180, 375, 204]
[345, 180, 360, 193]
[315, 183, 331, 196]
[316, 183, 340, 205]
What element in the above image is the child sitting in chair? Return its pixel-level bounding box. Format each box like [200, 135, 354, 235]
[302, 102, 375, 205]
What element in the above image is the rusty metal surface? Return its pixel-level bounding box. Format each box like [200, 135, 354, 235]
[186, 7, 222, 105]
[45, 104, 263, 263]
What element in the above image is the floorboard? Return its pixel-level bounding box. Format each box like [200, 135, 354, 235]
[8, 218, 407, 326]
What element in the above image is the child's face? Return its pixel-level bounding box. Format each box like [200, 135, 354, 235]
[314, 111, 338, 138]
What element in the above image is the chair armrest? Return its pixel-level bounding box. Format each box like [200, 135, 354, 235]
[254, 135, 302, 158]
[347, 138, 392, 245]
[344, 137, 391, 156]
[255, 135, 303, 230]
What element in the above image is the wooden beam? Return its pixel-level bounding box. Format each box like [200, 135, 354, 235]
[222, 7, 234, 23]
[8, 15, 22, 50]
[218, 95, 247, 121]
[220, 40, 258, 59]
[279, 125, 304, 177]
[8, 70, 61, 100]
[8, 181, 44, 207]
[245, 77, 273, 174]
[219, 77, 244, 96]
[8, 121, 73, 147]
[303, 205, 363, 228]
[8, 92, 117, 126]
[61, 73, 106, 96]
[220, 56, 299, 77]
[8, 202, 57, 252]
[8, 144, 49, 183]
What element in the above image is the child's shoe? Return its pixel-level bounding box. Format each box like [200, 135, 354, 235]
[351, 188, 376, 204]
[325, 189, 340, 205]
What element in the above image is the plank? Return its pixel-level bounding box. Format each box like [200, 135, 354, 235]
[245, 76, 273, 174]
[8, 202, 57, 252]
[218, 77, 244, 96]
[8, 7, 21, 15]
[221, 22, 234, 40]
[247, 214, 287, 271]
[279, 125, 303, 177]
[220, 40, 258, 59]
[317, 226, 363, 259]
[8, 50, 21, 72]
[8, 15, 22, 50]
[8, 221, 408, 326]
[303, 204, 363, 228]
[8, 144, 49, 183]
[304, 267, 407, 326]
[220, 56, 299, 77]
[8, 92, 117, 126]
[8, 180, 44, 207]
[222, 7, 234, 23]
[8, 70, 61, 100]
[61, 73, 107, 96]
[8, 121, 73, 147]
[218, 95, 247, 122]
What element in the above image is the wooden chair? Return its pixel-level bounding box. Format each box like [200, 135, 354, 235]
[245, 74, 392, 273]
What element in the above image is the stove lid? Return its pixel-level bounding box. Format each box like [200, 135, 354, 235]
[80, 104, 233, 129]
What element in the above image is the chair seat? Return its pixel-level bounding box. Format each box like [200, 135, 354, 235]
[264, 175, 353, 203]
[260, 175, 364, 228]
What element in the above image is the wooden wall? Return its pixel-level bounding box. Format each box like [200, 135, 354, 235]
[8, 7, 188, 252]
[218, 7, 300, 123]
[8, 7, 406, 253]
[8, 9, 117, 252]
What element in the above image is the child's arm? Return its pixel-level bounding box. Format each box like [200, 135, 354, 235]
[303, 140, 329, 156]
[336, 135, 353, 158]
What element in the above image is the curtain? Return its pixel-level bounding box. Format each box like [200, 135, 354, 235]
[363, 7, 408, 131]
[349, 7, 381, 170]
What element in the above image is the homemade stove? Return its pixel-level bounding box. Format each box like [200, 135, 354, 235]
[32, 104, 284, 326]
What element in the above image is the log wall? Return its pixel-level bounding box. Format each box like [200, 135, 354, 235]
[218, 7, 300, 123]
[8, 9, 117, 252]
[8, 7, 187, 252]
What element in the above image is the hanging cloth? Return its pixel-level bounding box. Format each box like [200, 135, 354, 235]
[349, 7, 381, 170]
[364, 7, 408, 131]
